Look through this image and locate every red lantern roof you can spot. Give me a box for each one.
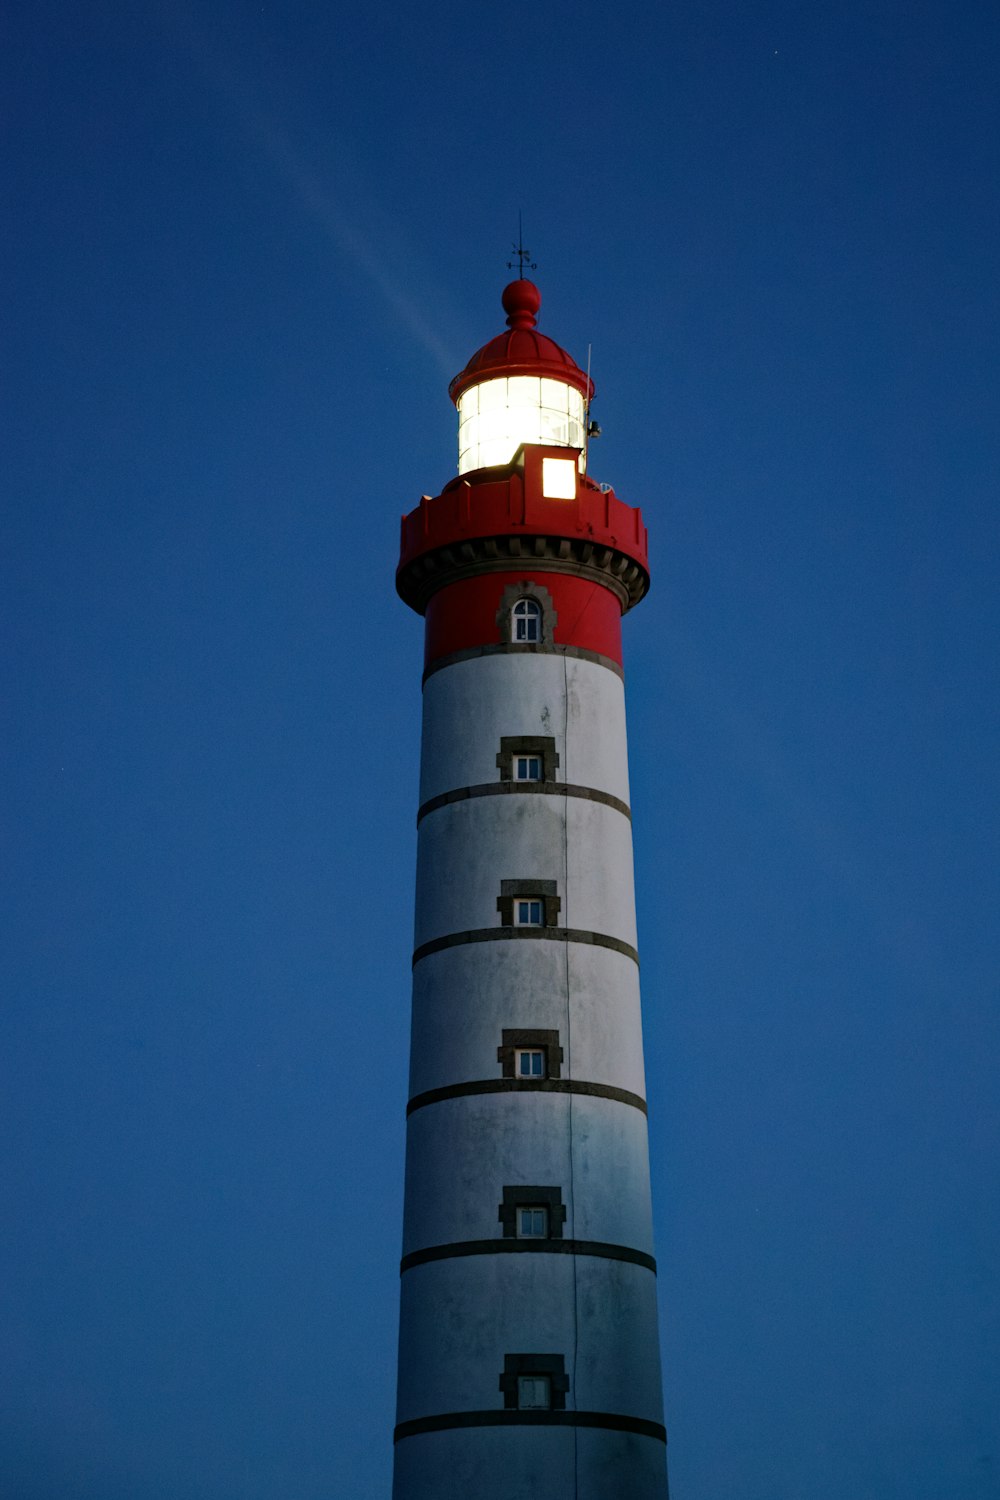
[448,280,594,406]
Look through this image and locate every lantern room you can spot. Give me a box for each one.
[449,279,594,477]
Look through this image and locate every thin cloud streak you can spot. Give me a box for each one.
[241,118,458,379]
[165,4,458,377]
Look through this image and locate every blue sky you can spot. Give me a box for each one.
[2,1,998,1496]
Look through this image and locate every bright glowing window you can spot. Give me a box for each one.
[456,377,586,474]
[542,457,576,499]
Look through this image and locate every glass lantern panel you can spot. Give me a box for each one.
[541,378,570,413]
[457,375,585,475]
[476,377,506,411]
[508,375,541,407]
[539,408,570,445]
[476,408,511,444]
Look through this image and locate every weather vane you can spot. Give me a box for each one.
[507,213,537,277]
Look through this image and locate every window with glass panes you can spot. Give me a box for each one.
[499,1186,566,1239]
[498,1030,563,1081]
[496,735,559,785]
[515,1048,546,1078]
[500,1353,568,1410]
[498,880,559,929]
[517,1375,551,1410]
[517,1206,549,1239]
[512,598,541,642]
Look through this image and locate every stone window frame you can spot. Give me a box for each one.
[498,1028,564,1080]
[499,1353,569,1411]
[497,879,561,928]
[498,1185,567,1240]
[496,735,560,784]
[495,581,557,647]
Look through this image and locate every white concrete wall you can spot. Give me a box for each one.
[414,797,637,949]
[420,654,631,806]
[393,1428,668,1500]
[395,637,666,1499]
[408,942,647,1098]
[402,1092,655,1255]
[396,1257,663,1421]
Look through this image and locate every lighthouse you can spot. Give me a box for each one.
[392,277,667,1499]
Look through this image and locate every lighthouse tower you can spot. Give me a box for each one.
[393,279,667,1499]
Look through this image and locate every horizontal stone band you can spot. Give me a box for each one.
[400,1238,656,1274]
[416,781,631,826]
[399,531,649,615]
[394,1410,667,1444]
[406,1077,647,1118]
[423,642,625,685]
[412,928,639,968]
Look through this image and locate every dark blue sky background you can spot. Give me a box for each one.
[3,1,998,1496]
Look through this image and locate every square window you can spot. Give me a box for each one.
[517,1206,549,1239]
[498,1030,563,1083]
[499,1185,566,1240]
[498,881,559,930]
[516,1048,545,1078]
[496,737,559,787]
[517,1375,551,1410]
[542,456,576,500]
[501,1353,567,1411]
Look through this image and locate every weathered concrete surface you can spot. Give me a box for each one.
[396,1256,663,1420]
[419,654,631,806]
[408,942,647,1098]
[413,796,637,949]
[392,1426,668,1500]
[396,602,666,1498]
[402,1091,655,1255]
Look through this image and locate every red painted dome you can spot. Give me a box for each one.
[448,280,594,406]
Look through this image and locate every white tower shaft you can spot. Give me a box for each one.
[393,652,666,1498]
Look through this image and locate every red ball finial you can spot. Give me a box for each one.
[502,279,541,330]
